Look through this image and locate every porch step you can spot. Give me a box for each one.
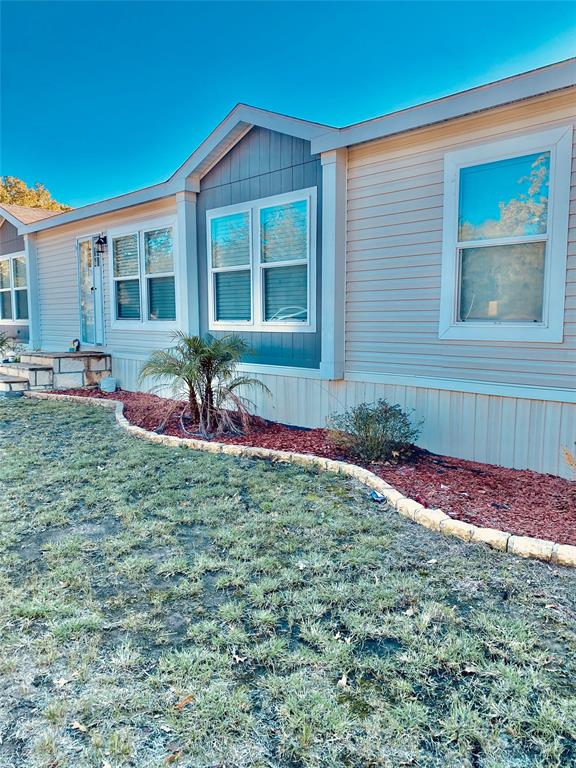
[0,374,29,397]
[0,362,53,388]
[14,352,112,389]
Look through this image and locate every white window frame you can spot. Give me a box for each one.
[0,251,28,325]
[108,215,179,330]
[207,187,317,333]
[439,125,573,342]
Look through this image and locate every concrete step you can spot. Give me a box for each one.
[19,353,112,389]
[20,352,111,372]
[0,362,53,388]
[0,374,29,397]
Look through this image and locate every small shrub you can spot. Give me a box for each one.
[327,399,421,463]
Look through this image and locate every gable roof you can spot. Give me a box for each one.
[18,106,337,235]
[0,203,62,228]
[17,57,575,236]
[169,103,337,183]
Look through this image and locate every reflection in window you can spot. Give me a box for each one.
[0,255,28,322]
[459,152,550,241]
[208,192,314,330]
[456,153,549,325]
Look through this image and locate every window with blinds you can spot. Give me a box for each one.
[207,189,315,332]
[210,212,251,322]
[111,225,176,323]
[113,234,141,320]
[260,200,308,322]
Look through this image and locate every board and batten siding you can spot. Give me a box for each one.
[0,220,24,256]
[239,372,575,476]
[345,89,576,390]
[34,198,177,354]
[196,126,322,368]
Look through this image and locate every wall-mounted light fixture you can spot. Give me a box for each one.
[95,234,107,255]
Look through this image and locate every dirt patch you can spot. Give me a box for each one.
[58,388,576,545]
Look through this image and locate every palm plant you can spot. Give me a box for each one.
[139,332,269,437]
[0,332,10,360]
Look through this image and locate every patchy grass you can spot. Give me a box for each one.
[0,399,575,768]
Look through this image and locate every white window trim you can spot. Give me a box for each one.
[439,125,573,343]
[108,215,180,331]
[207,187,317,333]
[0,251,29,325]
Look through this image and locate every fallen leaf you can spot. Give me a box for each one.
[71,721,88,733]
[404,607,415,617]
[54,677,70,688]
[174,694,194,711]
[166,751,183,764]
[426,559,438,565]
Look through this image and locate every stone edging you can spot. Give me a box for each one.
[24,391,576,568]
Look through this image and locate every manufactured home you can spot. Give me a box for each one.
[1,59,575,476]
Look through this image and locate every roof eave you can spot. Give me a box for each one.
[311,58,576,153]
[0,208,31,229]
[20,105,337,235]
[17,176,197,235]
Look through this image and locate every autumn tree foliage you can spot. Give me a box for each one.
[0,176,71,211]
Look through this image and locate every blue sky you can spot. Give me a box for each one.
[1,1,574,208]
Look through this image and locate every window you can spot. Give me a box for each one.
[207,188,316,332]
[439,126,572,342]
[110,221,176,325]
[0,253,28,323]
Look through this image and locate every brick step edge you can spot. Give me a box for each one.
[24,390,576,569]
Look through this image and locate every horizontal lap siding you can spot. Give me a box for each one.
[35,199,176,352]
[345,90,576,390]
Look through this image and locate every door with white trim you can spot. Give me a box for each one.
[78,237,104,345]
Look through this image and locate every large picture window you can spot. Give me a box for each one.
[0,253,28,323]
[207,188,316,332]
[110,221,176,325]
[439,126,572,342]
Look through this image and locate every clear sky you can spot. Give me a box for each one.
[1,1,574,208]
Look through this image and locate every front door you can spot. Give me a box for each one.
[78,237,104,345]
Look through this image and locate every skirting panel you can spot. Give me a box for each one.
[112,355,575,479]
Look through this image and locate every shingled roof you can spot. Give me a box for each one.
[0,203,65,225]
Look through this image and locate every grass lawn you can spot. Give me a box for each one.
[1,399,575,768]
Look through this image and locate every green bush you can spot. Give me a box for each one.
[327,399,421,463]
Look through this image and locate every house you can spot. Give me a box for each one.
[1,59,575,477]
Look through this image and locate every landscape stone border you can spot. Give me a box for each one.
[24,391,576,569]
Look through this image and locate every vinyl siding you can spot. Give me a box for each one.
[345,89,576,391]
[0,220,24,256]
[209,371,574,478]
[34,198,177,353]
[197,126,322,368]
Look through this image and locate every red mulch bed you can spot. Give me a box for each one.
[59,388,576,546]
